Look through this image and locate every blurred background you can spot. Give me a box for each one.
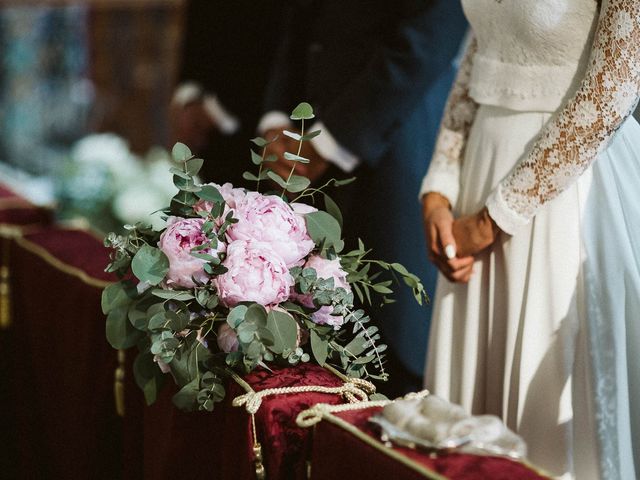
[1,0,638,236]
[0,0,187,232]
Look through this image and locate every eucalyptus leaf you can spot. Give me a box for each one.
[245,303,268,327]
[323,194,343,228]
[290,102,315,120]
[133,351,166,406]
[242,171,260,182]
[283,152,310,164]
[305,211,341,248]
[301,130,322,141]
[250,149,263,165]
[185,158,204,176]
[128,304,149,331]
[172,142,192,162]
[151,289,194,301]
[310,330,328,366]
[250,136,268,147]
[227,305,248,328]
[172,378,200,411]
[148,311,168,331]
[106,306,142,349]
[196,184,224,203]
[266,170,288,188]
[286,175,311,193]
[169,167,191,179]
[334,177,356,187]
[266,310,298,354]
[101,280,136,314]
[282,130,301,141]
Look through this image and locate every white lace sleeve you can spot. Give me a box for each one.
[486,0,640,234]
[419,35,479,206]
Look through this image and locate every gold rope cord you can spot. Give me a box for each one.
[229,368,378,480]
[297,398,448,480]
[296,392,552,480]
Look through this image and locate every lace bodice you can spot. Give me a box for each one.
[420,0,640,234]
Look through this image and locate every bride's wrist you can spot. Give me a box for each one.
[422,192,451,215]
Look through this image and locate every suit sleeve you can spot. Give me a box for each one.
[319,0,468,167]
[262,5,307,114]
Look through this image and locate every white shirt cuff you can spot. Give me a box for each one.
[309,121,360,173]
[203,94,239,135]
[257,111,292,134]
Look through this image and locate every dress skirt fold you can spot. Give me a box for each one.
[424,104,640,479]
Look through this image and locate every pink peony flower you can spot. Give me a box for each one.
[194,182,246,215]
[216,323,239,352]
[290,202,318,215]
[293,254,351,308]
[214,240,293,307]
[226,193,315,266]
[311,305,345,330]
[158,216,224,288]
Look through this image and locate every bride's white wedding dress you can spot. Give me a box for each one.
[420,1,639,478]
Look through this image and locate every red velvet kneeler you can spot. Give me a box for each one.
[308,407,551,480]
[124,363,348,480]
[0,227,120,479]
[0,183,52,227]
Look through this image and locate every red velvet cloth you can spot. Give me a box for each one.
[310,407,550,480]
[125,363,346,480]
[0,227,120,479]
[0,183,52,226]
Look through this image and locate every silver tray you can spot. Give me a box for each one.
[368,413,525,461]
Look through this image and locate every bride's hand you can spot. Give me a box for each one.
[423,193,476,283]
[452,207,500,258]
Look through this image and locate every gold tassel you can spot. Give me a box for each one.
[114,350,126,417]
[0,237,11,330]
[251,414,266,479]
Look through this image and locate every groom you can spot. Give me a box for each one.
[260,0,467,393]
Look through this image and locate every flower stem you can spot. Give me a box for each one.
[282,119,305,198]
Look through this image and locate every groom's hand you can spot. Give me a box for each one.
[265,128,330,183]
[452,208,500,258]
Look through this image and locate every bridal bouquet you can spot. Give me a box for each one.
[103,103,427,411]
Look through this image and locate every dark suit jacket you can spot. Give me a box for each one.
[179,0,285,185]
[263,0,467,378]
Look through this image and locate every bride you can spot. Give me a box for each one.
[420,0,639,478]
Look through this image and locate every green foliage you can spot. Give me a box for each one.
[103,104,429,414]
[266,310,298,354]
[290,102,315,120]
[172,142,193,162]
[305,211,342,253]
[134,350,167,406]
[106,305,143,349]
[131,245,169,285]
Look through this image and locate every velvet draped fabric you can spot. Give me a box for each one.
[0,184,52,226]
[309,407,551,480]
[125,363,346,480]
[0,227,119,479]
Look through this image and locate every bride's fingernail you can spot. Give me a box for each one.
[444,244,456,259]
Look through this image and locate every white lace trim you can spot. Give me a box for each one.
[490,0,640,233]
[420,37,478,206]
